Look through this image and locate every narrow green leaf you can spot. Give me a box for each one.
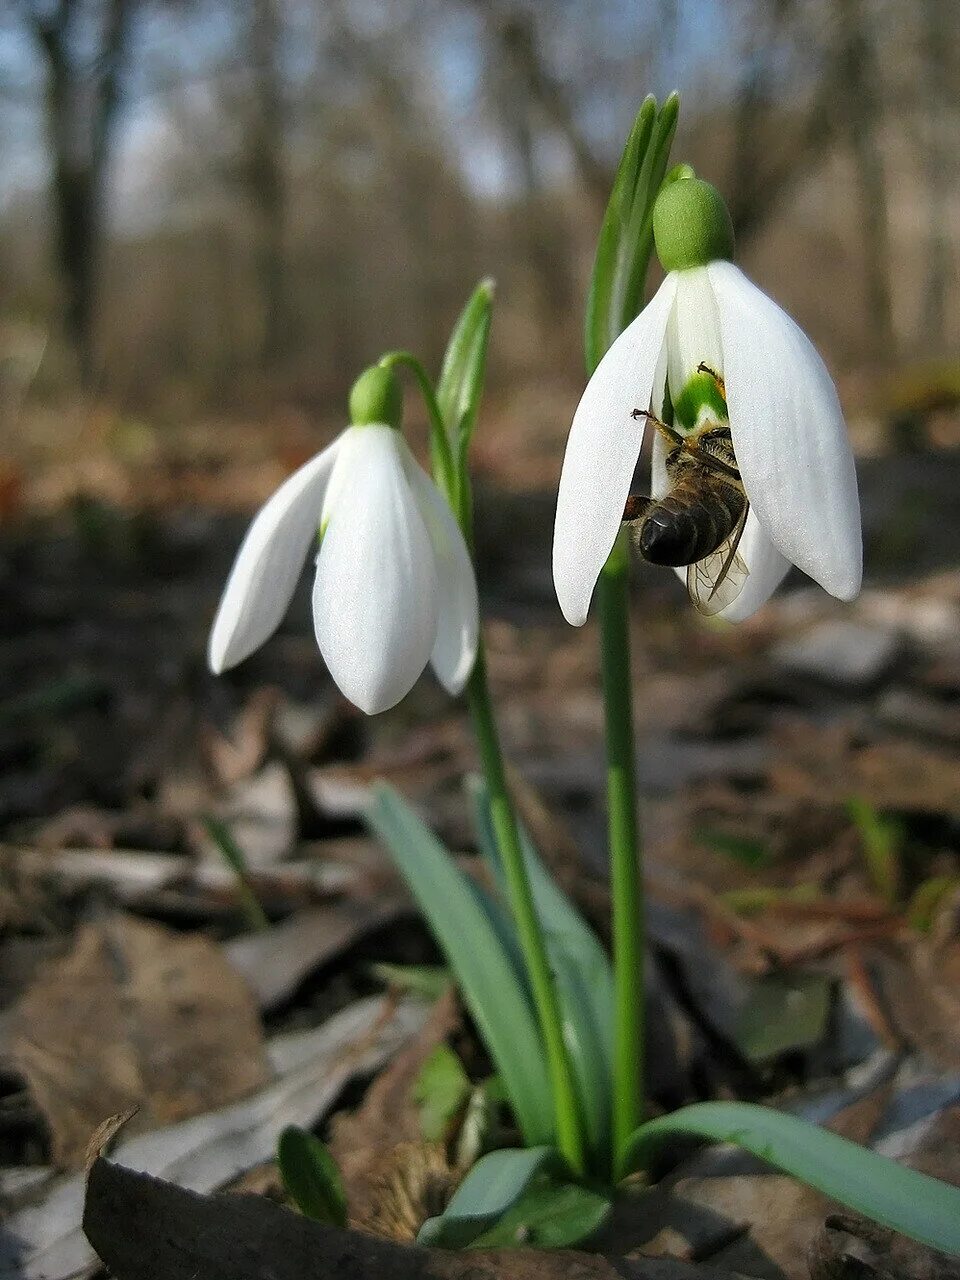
[734,974,832,1063]
[469,1180,611,1249]
[202,815,270,932]
[436,278,495,450]
[625,1101,960,1257]
[469,775,614,1169]
[415,1045,472,1143]
[847,796,902,905]
[277,1127,347,1226]
[365,785,554,1147]
[417,1146,562,1249]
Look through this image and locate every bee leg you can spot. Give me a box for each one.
[696,362,727,400]
[631,408,684,448]
[623,494,651,523]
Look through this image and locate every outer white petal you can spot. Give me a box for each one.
[400,447,479,694]
[208,436,342,673]
[553,273,678,626]
[312,426,438,715]
[716,511,791,621]
[708,261,862,600]
[667,265,724,397]
[651,433,790,616]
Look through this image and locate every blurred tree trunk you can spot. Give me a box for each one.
[727,1,841,244]
[918,0,950,352]
[20,0,133,387]
[246,0,287,369]
[474,4,580,326]
[835,0,895,359]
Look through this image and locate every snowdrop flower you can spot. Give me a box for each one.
[209,367,478,714]
[554,176,862,625]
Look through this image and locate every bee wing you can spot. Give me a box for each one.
[686,503,750,617]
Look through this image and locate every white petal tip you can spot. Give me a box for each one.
[560,604,588,627]
[207,633,237,675]
[433,648,477,696]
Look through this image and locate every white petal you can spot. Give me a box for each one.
[553,274,678,626]
[666,265,724,398]
[716,511,792,621]
[208,437,342,673]
[708,261,862,600]
[400,447,479,694]
[312,426,438,715]
[650,429,669,499]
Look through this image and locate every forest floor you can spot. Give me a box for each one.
[2,401,960,1279]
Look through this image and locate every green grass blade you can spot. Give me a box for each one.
[417,1146,562,1248]
[366,784,554,1146]
[625,1101,960,1257]
[469,775,614,1167]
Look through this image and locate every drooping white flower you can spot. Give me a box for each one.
[209,369,478,715]
[554,178,862,626]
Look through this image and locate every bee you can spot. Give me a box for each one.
[623,364,750,615]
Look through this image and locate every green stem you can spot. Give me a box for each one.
[378,350,457,503]
[466,650,586,1176]
[382,345,583,1173]
[597,530,643,1176]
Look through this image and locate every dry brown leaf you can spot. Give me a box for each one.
[331,989,459,1239]
[12,914,269,1167]
[810,1213,960,1280]
[202,688,280,786]
[82,1106,139,1170]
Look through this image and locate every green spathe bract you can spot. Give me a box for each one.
[348,364,403,428]
[653,176,735,272]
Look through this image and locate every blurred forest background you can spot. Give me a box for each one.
[0,0,958,492]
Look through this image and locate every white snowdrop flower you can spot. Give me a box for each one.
[554,177,862,626]
[209,367,478,714]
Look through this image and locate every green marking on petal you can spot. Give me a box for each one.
[672,370,728,430]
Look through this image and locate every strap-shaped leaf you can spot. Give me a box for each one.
[469,1179,611,1249]
[469,776,614,1168]
[366,784,554,1146]
[417,1146,562,1249]
[625,1101,960,1257]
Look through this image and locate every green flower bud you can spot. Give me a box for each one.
[653,176,734,272]
[349,365,403,428]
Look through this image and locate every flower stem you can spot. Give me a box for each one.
[381,347,584,1174]
[378,350,457,503]
[597,529,643,1176]
[466,649,586,1176]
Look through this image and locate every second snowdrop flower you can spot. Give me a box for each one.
[554,175,862,625]
[209,366,478,714]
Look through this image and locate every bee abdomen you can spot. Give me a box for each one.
[639,486,744,567]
